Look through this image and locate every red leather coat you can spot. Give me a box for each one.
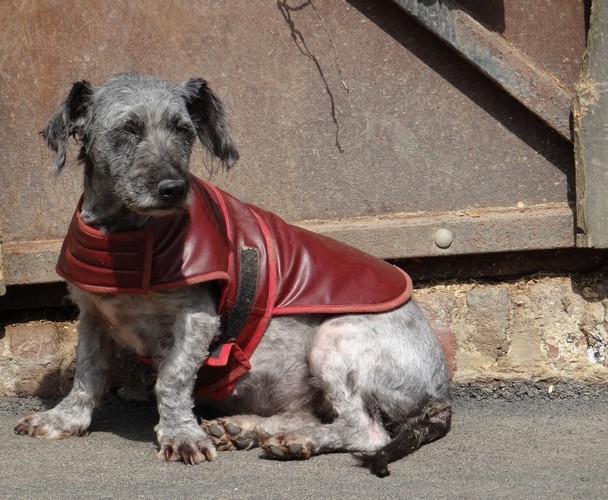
[57,176,412,399]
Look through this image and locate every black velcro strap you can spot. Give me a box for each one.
[222,246,260,341]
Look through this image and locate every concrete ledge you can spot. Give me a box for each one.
[2,204,575,286]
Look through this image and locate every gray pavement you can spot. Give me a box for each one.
[1,382,608,499]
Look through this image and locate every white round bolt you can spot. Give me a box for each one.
[434,228,453,249]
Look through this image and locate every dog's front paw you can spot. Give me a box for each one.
[156,425,217,465]
[15,411,89,439]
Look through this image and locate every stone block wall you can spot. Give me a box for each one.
[2,271,608,397]
[416,272,608,384]
[0,322,77,397]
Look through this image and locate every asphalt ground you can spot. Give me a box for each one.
[1,382,607,500]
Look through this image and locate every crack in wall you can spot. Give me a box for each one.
[277,0,345,153]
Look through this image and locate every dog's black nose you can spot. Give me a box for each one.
[157,179,187,202]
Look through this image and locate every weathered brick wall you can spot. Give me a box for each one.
[2,271,608,397]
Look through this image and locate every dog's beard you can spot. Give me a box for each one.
[124,190,193,217]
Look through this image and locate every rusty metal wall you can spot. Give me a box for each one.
[0,0,586,289]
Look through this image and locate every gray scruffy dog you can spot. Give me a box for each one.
[15,72,451,477]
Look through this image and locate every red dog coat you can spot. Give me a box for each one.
[57,176,412,399]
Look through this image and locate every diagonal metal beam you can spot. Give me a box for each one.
[392,0,573,141]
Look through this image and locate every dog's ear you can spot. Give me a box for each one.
[41,80,93,173]
[178,78,239,169]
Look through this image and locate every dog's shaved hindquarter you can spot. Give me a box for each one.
[15,72,451,477]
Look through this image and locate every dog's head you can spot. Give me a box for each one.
[42,72,239,218]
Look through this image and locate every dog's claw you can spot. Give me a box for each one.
[157,433,217,464]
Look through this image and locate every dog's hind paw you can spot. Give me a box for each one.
[201,418,258,451]
[259,434,317,460]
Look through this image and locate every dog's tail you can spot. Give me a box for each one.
[357,399,452,478]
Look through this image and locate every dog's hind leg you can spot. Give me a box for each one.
[256,301,451,475]
[201,391,450,468]
[201,397,391,459]
[203,409,368,459]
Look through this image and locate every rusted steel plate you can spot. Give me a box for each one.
[393,0,574,140]
[0,0,575,287]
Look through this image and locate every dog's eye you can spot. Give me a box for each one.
[174,121,195,136]
[123,122,143,140]
[124,128,140,139]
